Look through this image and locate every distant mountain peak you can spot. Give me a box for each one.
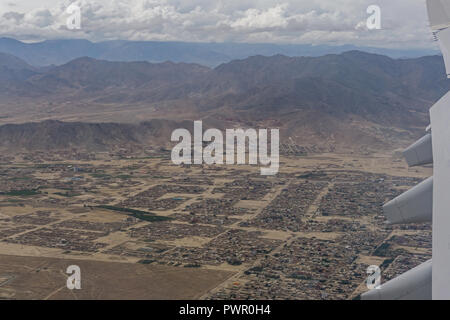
[0,37,440,67]
[0,49,447,152]
[0,52,35,70]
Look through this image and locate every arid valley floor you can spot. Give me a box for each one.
[0,150,432,300]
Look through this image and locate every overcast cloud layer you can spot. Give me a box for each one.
[0,0,439,49]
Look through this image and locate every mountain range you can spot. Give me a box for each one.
[0,37,440,67]
[0,49,448,153]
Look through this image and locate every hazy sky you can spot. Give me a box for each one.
[0,0,439,49]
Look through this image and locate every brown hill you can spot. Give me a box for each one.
[0,51,448,152]
[0,119,195,152]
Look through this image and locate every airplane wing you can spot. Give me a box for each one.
[429,0,450,77]
[437,28,450,77]
[430,92,450,299]
[427,0,450,31]
[362,260,432,300]
[363,0,450,300]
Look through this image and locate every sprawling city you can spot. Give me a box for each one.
[0,148,431,299]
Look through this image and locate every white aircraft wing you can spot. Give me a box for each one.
[429,0,450,77]
[437,28,450,77]
[362,260,432,300]
[427,0,450,31]
[430,91,450,299]
[363,0,450,300]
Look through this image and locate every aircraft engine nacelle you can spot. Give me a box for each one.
[383,176,433,225]
[362,260,432,300]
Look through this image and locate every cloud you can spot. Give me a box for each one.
[25,9,54,28]
[3,11,24,24]
[229,4,289,31]
[0,0,439,49]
